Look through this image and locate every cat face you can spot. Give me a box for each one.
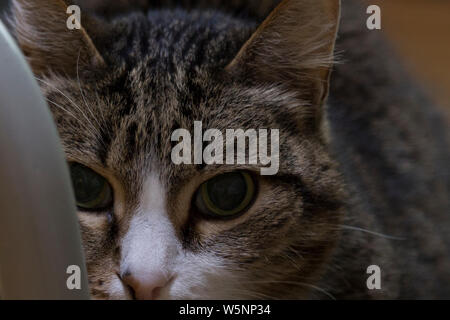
[11,0,344,299]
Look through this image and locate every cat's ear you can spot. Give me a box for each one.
[227,0,340,124]
[11,0,105,77]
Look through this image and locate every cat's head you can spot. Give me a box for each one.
[11,0,345,299]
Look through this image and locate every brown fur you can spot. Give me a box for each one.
[8,0,450,299]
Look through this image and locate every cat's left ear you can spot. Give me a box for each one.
[227,0,340,128]
[11,0,105,77]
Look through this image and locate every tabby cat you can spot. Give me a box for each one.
[7,0,450,299]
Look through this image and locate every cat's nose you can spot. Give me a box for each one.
[121,270,169,300]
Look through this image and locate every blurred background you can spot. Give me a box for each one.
[0,0,449,113]
[370,0,450,115]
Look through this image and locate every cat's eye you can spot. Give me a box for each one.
[194,171,256,218]
[69,163,113,211]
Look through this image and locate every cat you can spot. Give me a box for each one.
[6,0,450,299]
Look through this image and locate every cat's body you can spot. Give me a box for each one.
[325,2,450,298]
[7,0,450,299]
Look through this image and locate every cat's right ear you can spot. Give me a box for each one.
[11,0,105,77]
[226,0,340,130]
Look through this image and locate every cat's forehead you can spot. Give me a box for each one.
[94,68,295,169]
[104,9,255,72]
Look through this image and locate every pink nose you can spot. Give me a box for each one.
[122,271,168,300]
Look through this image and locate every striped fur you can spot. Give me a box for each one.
[8,0,450,299]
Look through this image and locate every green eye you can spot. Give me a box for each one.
[69,163,113,211]
[194,172,256,218]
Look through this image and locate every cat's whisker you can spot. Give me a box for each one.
[76,50,104,134]
[239,280,336,300]
[35,76,101,140]
[293,282,336,300]
[45,98,78,121]
[75,51,109,150]
[338,224,406,241]
[281,253,302,272]
[95,91,107,128]
[287,245,305,261]
[227,288,281,300]
[44,97,98,140]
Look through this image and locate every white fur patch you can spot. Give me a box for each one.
[120,174,180,284]
[107,276,131,300]
[118,173,239,299]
